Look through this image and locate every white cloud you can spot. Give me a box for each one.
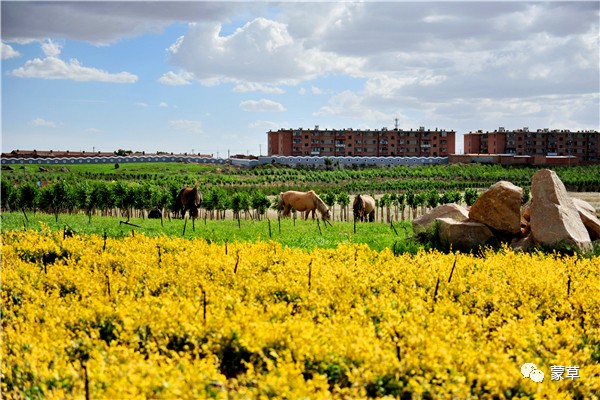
[240,99,286,112]
[315,91,390,122]
[169,119,203,134]
[2,2,241,44]
[1,42,21,60]
[29,118,57,128]
[233,82,285,94]
[2,2,597,146]
[249,120,280,131]
[158,70,193,85]
[299,86,327,96]
[11,41,138,83]
[85,128,103,134]
[134,102,149,107]
[41,39,62,57]
[12,57,138,83]
[159,102,169,108]
[167,17,362,86]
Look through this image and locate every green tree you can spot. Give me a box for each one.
[111,181,130,217]
[203,188,216,219]
[414,192,428,218]
[91,181,114,216]
[336,192,350,222]
[251,191,270,220]
[17,181,39,214]
[405,190,416,220]
[426,189,440,210]
[464,188,479,207]
[215,188,230,220]
[230,192,243,221]
[1,179,17,211]
[42,180,74,221]
[323,192,337,221]
[73,180,95,222]
[396,193,406,220]
[380,193,392,222]
[449,190,463,205]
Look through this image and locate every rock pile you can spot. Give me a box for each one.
[413,169,599,253]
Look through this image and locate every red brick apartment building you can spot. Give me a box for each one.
[463,128,599,163]
[268,126,455,157]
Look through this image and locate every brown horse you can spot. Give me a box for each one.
[277,190,331,220]
[174,187,202,219]
[353,194,376,222]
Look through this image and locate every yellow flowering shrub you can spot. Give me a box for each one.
[2,228,599,399]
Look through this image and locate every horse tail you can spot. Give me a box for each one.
[353,195,362,218]
[173,188,185,217]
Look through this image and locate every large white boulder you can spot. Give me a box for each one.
[572,198,600,240]
[437,217,495,252]
[412,203,469,238]
[469,180,523,235]
[530,169,592,252]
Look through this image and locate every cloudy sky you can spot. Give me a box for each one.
[2,1,599,156]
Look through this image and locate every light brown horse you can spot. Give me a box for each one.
[277,190,331,220]
[353,194,376,222]
[174,187,202,219]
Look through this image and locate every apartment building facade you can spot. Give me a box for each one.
[268,126,455,157]
[463,127,599,162]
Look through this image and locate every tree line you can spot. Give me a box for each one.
[1,178,483,223]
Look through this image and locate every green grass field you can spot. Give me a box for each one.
[4,161,220,175]
[1,211,418,253]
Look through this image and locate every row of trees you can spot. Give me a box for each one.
[1,179,482,223]
[0,180,273,222]
[7,164,598,196]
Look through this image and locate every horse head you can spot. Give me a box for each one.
[276,192,285,210]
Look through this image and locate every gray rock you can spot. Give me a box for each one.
[530,169,592,252]
[437,217,495,252]
[572,198,600,240]
[469,180,522,235]
[412,203,469,238]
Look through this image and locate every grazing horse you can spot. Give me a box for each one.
[174,187,202,219]
[353,194,376,222]
[277,190,331,220]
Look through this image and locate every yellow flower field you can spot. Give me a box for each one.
[2,228,599,399]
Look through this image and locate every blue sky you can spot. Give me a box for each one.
[2,1,599,157]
